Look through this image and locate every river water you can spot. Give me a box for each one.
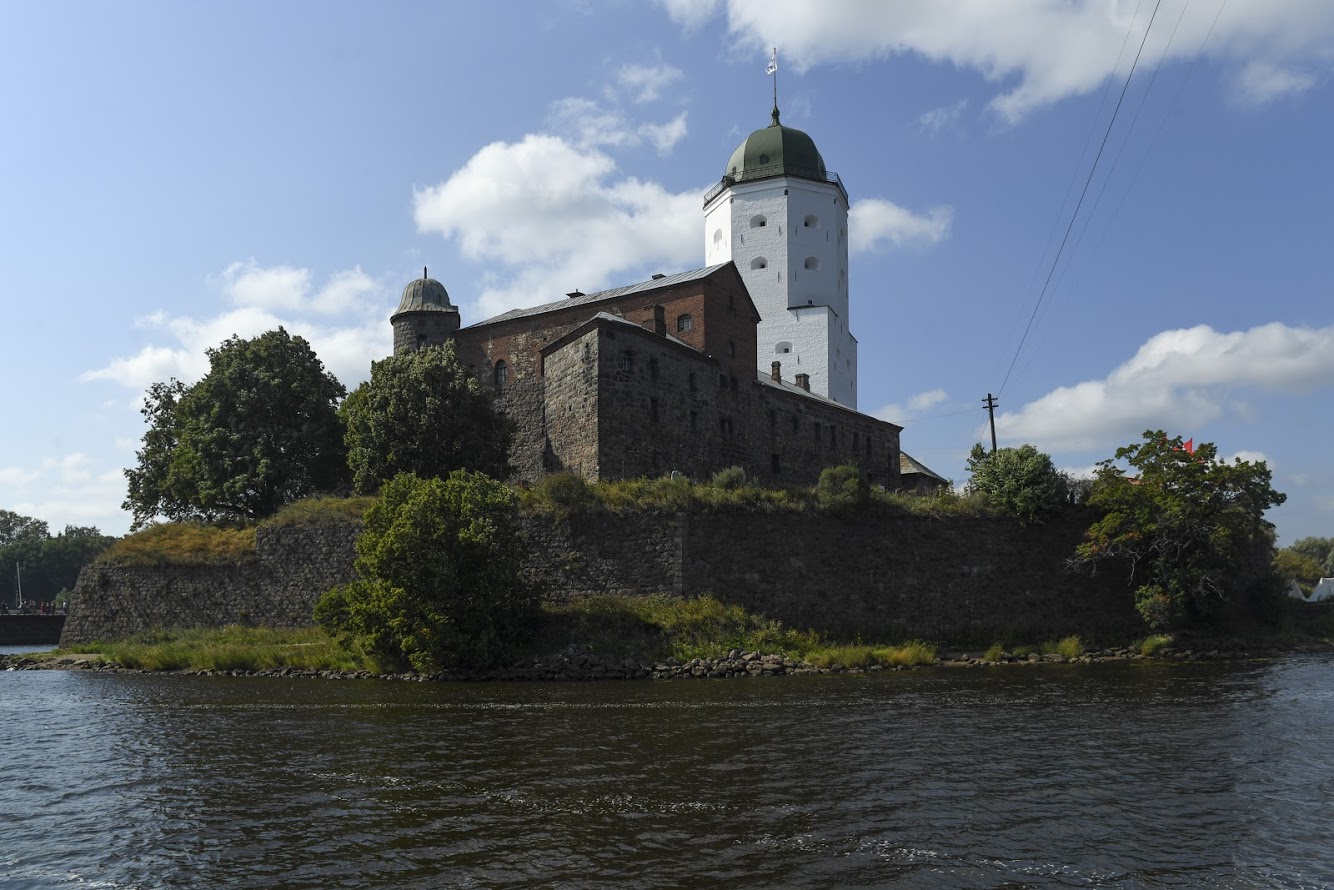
[3,656,1331,889]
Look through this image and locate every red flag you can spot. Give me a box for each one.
[1183,438,1193,454]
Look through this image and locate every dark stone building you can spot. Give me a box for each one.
[390,262,906,489]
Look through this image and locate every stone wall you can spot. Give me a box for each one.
[62,508,1139,647]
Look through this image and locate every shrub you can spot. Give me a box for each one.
[966,443,1067,524]
[816,465,869,513]
[709,466,747,490]
[262,495,378,528]
[1138,634,1173,656]
[983,642,1006,662]
[315,471,537,672]
[527,472,596,518]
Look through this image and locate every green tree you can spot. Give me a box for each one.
[39,525,116,595]
[1274,548,1323,593]
[1074,431,1286,629]
[1287,537,1334,576]
[0,510,49,605]
[966,442,1068,524]
[124,328,348,527]
[315,471,536,672]
[342,343,512,494]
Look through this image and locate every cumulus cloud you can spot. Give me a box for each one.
[873,388,950,423]
[0,467,40,487]
[1233,60,1317,105]
[849,198,952,253]
[414,134,701,317]
[549,98,689,154]
[83,262,392,392]
[998,321,1334,452]
[614,63,686,103]
[661,0,1334,122]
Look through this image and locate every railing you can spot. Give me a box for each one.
[703,167,847,206]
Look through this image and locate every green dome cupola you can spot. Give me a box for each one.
[391,267,461,355]
[723,105,827,185]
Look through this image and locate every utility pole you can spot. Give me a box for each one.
[982,393,998,454]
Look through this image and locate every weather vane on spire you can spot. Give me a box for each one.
[767,48,779,123]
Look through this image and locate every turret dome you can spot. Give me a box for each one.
[724,106,827,184]
[394,268,455,316]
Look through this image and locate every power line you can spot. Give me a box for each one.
[997,0,1166,398]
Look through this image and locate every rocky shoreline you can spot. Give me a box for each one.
[4,641,1323,682]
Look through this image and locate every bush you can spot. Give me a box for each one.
[709,466,747,490]
[315,471,537,672]
[100,523,257,566]
[527,472,596,518]
[816,465,869,513]
[966,443,1067,524]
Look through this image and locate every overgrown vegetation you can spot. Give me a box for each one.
[315,471,538,672]
[261,495,380,528]
[99,523,257,566]
[1074,431,1285,629]
[62,625,367,672]
[966,443,1068,524]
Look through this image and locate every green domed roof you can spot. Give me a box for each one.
[394,268,456,316]
[724,106,827,183]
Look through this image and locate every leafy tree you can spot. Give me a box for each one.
[315,471,536,671]
[1274,548,1324,593]
[816,464,869,513]
[40,526,116,594]
[1287,537,1334,576]
[124,328,348,527]
[0,510,49,605]
[966,443,1068,524]
[1074,431,1286,629]
[342,343,512,494]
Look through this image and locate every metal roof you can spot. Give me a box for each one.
[469,264,730,329]
[900,452,948,482]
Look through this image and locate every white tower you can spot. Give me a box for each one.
[704,104,856,407]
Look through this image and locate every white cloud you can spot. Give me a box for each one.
[849,198,952,253]
[998,321,1334,452]
[0,467,39,487]
[83,262,392,392]
[414,134,701,317]
[666,0,1334,122]
[615,63,685,103]
[918,99,969,134]
[1233,60,1317,106]
[549,98,689,154]
[872,388,950,423]
[1230,449,1270,466]
[656,0,720,30]
[640,112,689,154]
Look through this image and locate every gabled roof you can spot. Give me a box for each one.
[900,452,949,483]
[754,375,902,428]
[469,263,742,328]
[540,311,715,366]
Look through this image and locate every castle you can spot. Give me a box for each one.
[389,103,945,491]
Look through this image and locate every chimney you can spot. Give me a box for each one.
[651,273,666,280]
[566,290,585,299]
[652,304,667,336]
[771,361,782,382]
[794,372,810,391]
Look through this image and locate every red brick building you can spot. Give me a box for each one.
[391,263,906,488]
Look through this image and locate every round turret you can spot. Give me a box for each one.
[391,267,461,355]
[723,106,827,184]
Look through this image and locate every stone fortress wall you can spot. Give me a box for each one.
[60,510,1139,647]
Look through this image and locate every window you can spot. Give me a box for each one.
[719,373,727,388]
[619,350,633,372]
[730,376,738,392]
[866,435,872,456]
[719,416,734,435]
[853,431,860,452]
[750,215,767,228]
[829,424,837,446]
[649,358,659,381]
[804,256,819,271]
[813,422,821,444]
[493,360,508,389]
[416,333,428,349]
[650,397,659,422]
[803,215,819,228]
[726,340,735,357]
[775,341,792,354]
[791,414,799,433]
[676,313,693,332]
[688,372,697,393]
[771,454,781,475]
[769,409,777,430]
[690,410,698,431]
[750,257,768,270]
[713,229,723,246]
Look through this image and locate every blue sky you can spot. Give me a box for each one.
[1,0,1330,543]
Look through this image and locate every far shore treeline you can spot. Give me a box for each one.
[12,328,1333,666]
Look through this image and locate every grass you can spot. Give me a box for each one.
[1137,633,1174,656]
[802,641,938,669]
[60,625,371,673]
[261,495,378,528]
[100,523,258,566]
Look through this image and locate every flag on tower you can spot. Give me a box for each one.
[766,49,777,76]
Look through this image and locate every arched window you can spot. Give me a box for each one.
[677,313,693,332]
[750,257,768,270]
[493,360,508,389]
[712,229,723,246]
[775,341,792,354]
[750,215,767,228]
[727,340,736,357]
[803,215,819,228]
[804,256,819,271]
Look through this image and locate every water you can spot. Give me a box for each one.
[3,657,1332,888]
